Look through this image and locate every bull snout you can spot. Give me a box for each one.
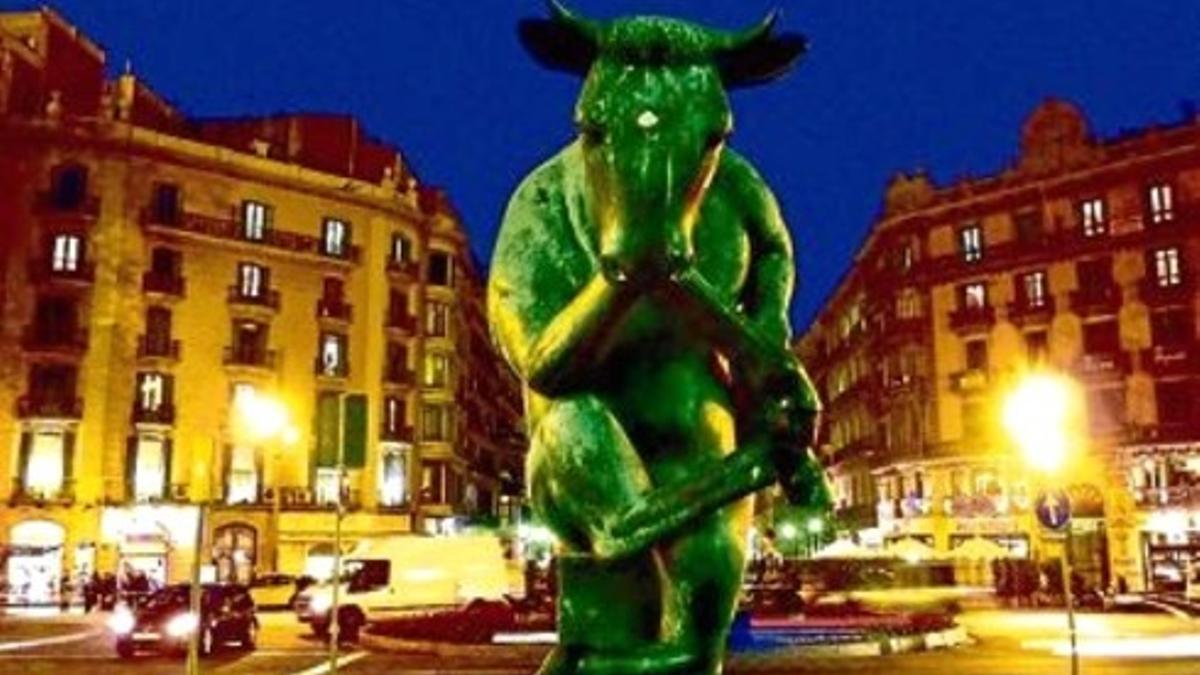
[599,223,693,285]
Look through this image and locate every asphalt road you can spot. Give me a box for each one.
[0,608,1197,674]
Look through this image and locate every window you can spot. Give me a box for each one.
[227,445,258,504]
[133,435,166,501]
[960,282,988,309]
[152,183,180,224]
[150,246,181,279]
[380,446,407,507]
[1151,309,1191,347]
[426,301,450,337]
[1019,271,1048,308]
[384,396,407,434]
[315,467,340,505]
[1082,319,1120,354]
[50,234,82,272]
[241,201,271,241]
[391,233,413,263]
[1080,197,1106,237]
[965,339,988,371]
[1025,330,1049,364]
[1086,387,1125,433]
[961,400,985,441]
[1147,182,1174,224]
[232,383,257,409]
[958,225,983,263]
[1156,381,1192,426]
[422,461,449,503]
[318,333,348,377]
[136,372,171,412]
[386,343,409,382]
[422,404,452,441]
[1077,257,1114,290]
[231,321,268,364]
[238,262,266,298]
[51,164,87,209]
[896,290,921,320]
[423,352,451,387]
[1151,248,1183,287]
[145,306,173,352]
[321,218,349,257]
[1014,210,1044,245]
[427,251,454,286]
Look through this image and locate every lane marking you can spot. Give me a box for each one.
[0,630,99,652]
[289,650,368,675]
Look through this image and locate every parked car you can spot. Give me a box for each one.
[109,583,258,658]
[249,573,298,610]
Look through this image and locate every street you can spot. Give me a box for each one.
[0,608,1197,674]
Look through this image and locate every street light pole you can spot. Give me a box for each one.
[1062,522,1079,675]
[327,392,346,674]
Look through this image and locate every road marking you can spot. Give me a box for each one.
[1145,599,1194,621]
[289,650,368,675]
[0,630,99,652]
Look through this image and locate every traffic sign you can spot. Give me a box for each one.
[1035,489,1072,531]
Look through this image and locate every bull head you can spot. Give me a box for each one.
[520,1,806,282]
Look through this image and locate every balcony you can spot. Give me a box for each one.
[1138,277,1194,308]
[274,486,363,511]
[1069,284,1121,317]
[385,311,418,335]
[1007,297,1056,327]
[17,395,83,419]
[1074,350,1132,380]
[314,358,350,379]
[9,477,76,506]
[35,192,100,219]
[878,315,927,348]
[950,368,989,393]
[142,271,186,298]
[833,503,878,530]
[227,286,281,312]
[381,424,415,444]
[21,326,88,356]
[132,404,176,425]
[383,367,416,387]
[386,259,420,280]
[1133,485,1200,509]
[142,209,361,264]
[1140,343,1200,377]
[316,299,353,323]
[28,259,95,286]
[223,346,277,370]
[948,305,996,334]
[137,336,180,362]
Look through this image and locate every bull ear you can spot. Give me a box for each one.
[518,19,597,76]
[718,33,807,88]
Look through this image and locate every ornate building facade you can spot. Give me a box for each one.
[0,8,525,597]
[799,98,1200,592]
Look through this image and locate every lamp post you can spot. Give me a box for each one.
[1003,372,1081,675]
[779,522,798,558]
[806,516,825,558]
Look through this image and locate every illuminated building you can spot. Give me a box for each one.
[0,8,524,593]
[799,97,1200,592]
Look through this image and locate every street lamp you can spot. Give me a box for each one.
[779,522,798,558]
[1003,372,1081,675]
[806,516,824,558]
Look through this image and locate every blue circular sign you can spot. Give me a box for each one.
[1035,489,1072,531]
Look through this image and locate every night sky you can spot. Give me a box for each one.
[21,1,1200,329]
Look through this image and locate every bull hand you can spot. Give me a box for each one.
[754,358,831,510]
[599,223,694,290]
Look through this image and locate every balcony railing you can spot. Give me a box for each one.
[1075,350,1132,379]
[16,395,82,419]
[316,299,353,322]
[950,368,989,393]
[223,346,277,369]
[137,336,180,360]
[274,486,363,511]
[314,358,350,379]
[1138,277,1194,307]
[381,424,415,443]
[227,286,281,311]
[132,404,176,425]
[1133,485,1200,509]
[1141,343,1200,376]
[383,368,416,387]
[28,259,95,285]
[948,305,996,334]
[22,326,88,354]
[1006,297,1056,326]
[35,192,100,218]
[1069,284,1121,316]
[386,312,418,334]
[386,259,420,279]
[9,477,76,505]
[142,271,186,297]
[142,208,361,264]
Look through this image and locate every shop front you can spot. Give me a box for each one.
[100,505,199,585]
[5,520,65,605]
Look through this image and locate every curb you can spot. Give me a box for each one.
[360,625,971,664]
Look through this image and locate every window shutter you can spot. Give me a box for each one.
[315,393,339,468]
[16,432,32,491]
[162,437,174,499]
[125,436,138,500]
[62,431,76,481]
[344,394,368,468]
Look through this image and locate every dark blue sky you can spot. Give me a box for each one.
[28,1,1200,328]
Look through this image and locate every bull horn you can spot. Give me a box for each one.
[712,9,779,52]
[547,0,603,44]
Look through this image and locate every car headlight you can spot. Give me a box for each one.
[310,594,332,614]
[108,608,135,634]
[165,612,199,637]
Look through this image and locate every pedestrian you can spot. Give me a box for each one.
[58,572,71,612]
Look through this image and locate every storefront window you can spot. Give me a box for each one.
[213,524,256,584]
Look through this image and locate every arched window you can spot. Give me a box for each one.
[212,523,257,583]
[51,164,88,210]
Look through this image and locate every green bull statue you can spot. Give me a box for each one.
[487,3,830,673]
